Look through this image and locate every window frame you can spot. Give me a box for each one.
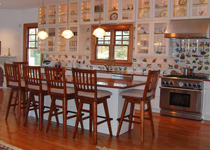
[90,24,133,66]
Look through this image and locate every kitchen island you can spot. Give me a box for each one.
[29,74,146,136]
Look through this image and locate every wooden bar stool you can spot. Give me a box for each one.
[23,66,59,130]
[45,67,84,137]
[4,63,27,125]
[72,68,113,145]
[116,70,160,143]
[13,62,28,116]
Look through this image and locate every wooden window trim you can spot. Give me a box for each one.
[23,23,43,63]
[90,24,133,66]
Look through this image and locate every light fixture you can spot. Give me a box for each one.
[93,0,106,38]
[62,0,74,39]
[37,0,48,40]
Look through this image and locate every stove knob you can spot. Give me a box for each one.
[198,84,202,88]
[193,84,197,88]
[184,83,188,87]
[189,83,193,87]
[162,81,166,85]
[166,81,170,85]
[170,82,174,85]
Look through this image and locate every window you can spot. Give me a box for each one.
[23,23,42,66]
[90,24,133,66]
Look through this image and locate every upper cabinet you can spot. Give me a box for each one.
[39,6,46,25]
[153,0,170,20]
[92,0,105,24]
[69,1,79,24]
[136,0,152,21]
[106,0,119,23]
[121,0,135,22]
[48,4,57,24]
[136,21,169,57]
[58,3,67,25]
[171,0,210,19]
[80,0,91,24]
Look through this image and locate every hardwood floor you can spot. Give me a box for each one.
[1,88,210,150]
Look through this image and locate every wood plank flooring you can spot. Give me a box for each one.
[0,88,210,150]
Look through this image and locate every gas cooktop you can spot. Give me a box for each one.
[163,74,208,80]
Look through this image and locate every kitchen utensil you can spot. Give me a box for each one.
[180,67,193,76]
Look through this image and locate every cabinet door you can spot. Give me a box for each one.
[121,0,135,22]
[171,0,190,19]
[39,6,46,25]
[80,0,91,24]
[68,26,79,53]
[92,0,105,24]
[47,27,56,52]
[69,1,79,24]
[58,3,67,25]
[38,28,47,52]
[58,27,67,52]
[136,22,151,55]
[153,0,170,20]
[136,0,152,21]
[152,21,168,56]
[106,0,119,23]
[190,0,210,18]
[48,4,57,24]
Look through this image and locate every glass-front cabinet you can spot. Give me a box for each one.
[69,1,79,24]
[39,6,46,25]
[136,21,168,56]
[121,0,135,22]
[80,0,91,23]
[136,0,152,20]
[38,28,47,52]
[58,27,67,52]
[92,0,105,23]
[153,22,168,56]
[136,22,151,55]
[153,0,170,20]
[48,27,56,52]
[48,5,56,24]
[107,0,119,22]
[68,27,78,53]
[171,0,190,19]
[190,0,209,18]
[58,3,67,24]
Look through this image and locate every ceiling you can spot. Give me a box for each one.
[0,0,69,10]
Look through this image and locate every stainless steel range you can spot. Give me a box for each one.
[160,74,208,120]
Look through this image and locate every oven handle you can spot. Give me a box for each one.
[160,87,202,93]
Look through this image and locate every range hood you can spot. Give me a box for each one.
[164,19,210,39]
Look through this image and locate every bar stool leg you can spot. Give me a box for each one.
[39,93,42,131]
[46,96,56,133]
[93,101,97,145]
[74,98,84,130]
[147,101,155,137]
[5,89,14,120]
[23,93,32,126]
[140,101,145,143]
[63,97,67,137]
[73,101,83,139]
[89,103,93,132]
[128,102,135,131]
[116,99,128,137]
[103,100,112,136]
[17,90,21,125]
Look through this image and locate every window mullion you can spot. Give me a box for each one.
[109,29,115,60]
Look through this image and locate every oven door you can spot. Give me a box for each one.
[160,87,202,113]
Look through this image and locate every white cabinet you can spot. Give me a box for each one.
[92,0,106,24]
[136,0,152,21]
[171,0,210,19]
[202,81,210,120]
[136,21,169,57]
[152,0,171,20]
[80,0,92,24]
[38,26,79,54]
[69,1,79,24]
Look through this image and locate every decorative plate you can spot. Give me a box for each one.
[197,9,205,16]
[159,10,167,17]
[145,26,149,33]
[178,0,187,5]
[139,27,144,34]
[176,8,187,16]
[110,12,118,20]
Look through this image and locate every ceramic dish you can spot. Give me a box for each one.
[159,10,167,17]
[176,8,187,16]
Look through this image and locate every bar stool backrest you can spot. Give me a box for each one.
[44,67,66,96]
[72,68,97,100]
[23,66,42,92]
[143,70,160,100]
[13,62,28,77]
[4,63,21,89]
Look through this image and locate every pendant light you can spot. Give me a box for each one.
[62,0,74,39]
[37,0,48,40]
[93,0,106,38]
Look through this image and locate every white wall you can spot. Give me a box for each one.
[0,8,38,61]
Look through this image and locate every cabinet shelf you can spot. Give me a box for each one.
[193,3,208,6]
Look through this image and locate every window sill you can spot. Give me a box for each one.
[90,60,132,67]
